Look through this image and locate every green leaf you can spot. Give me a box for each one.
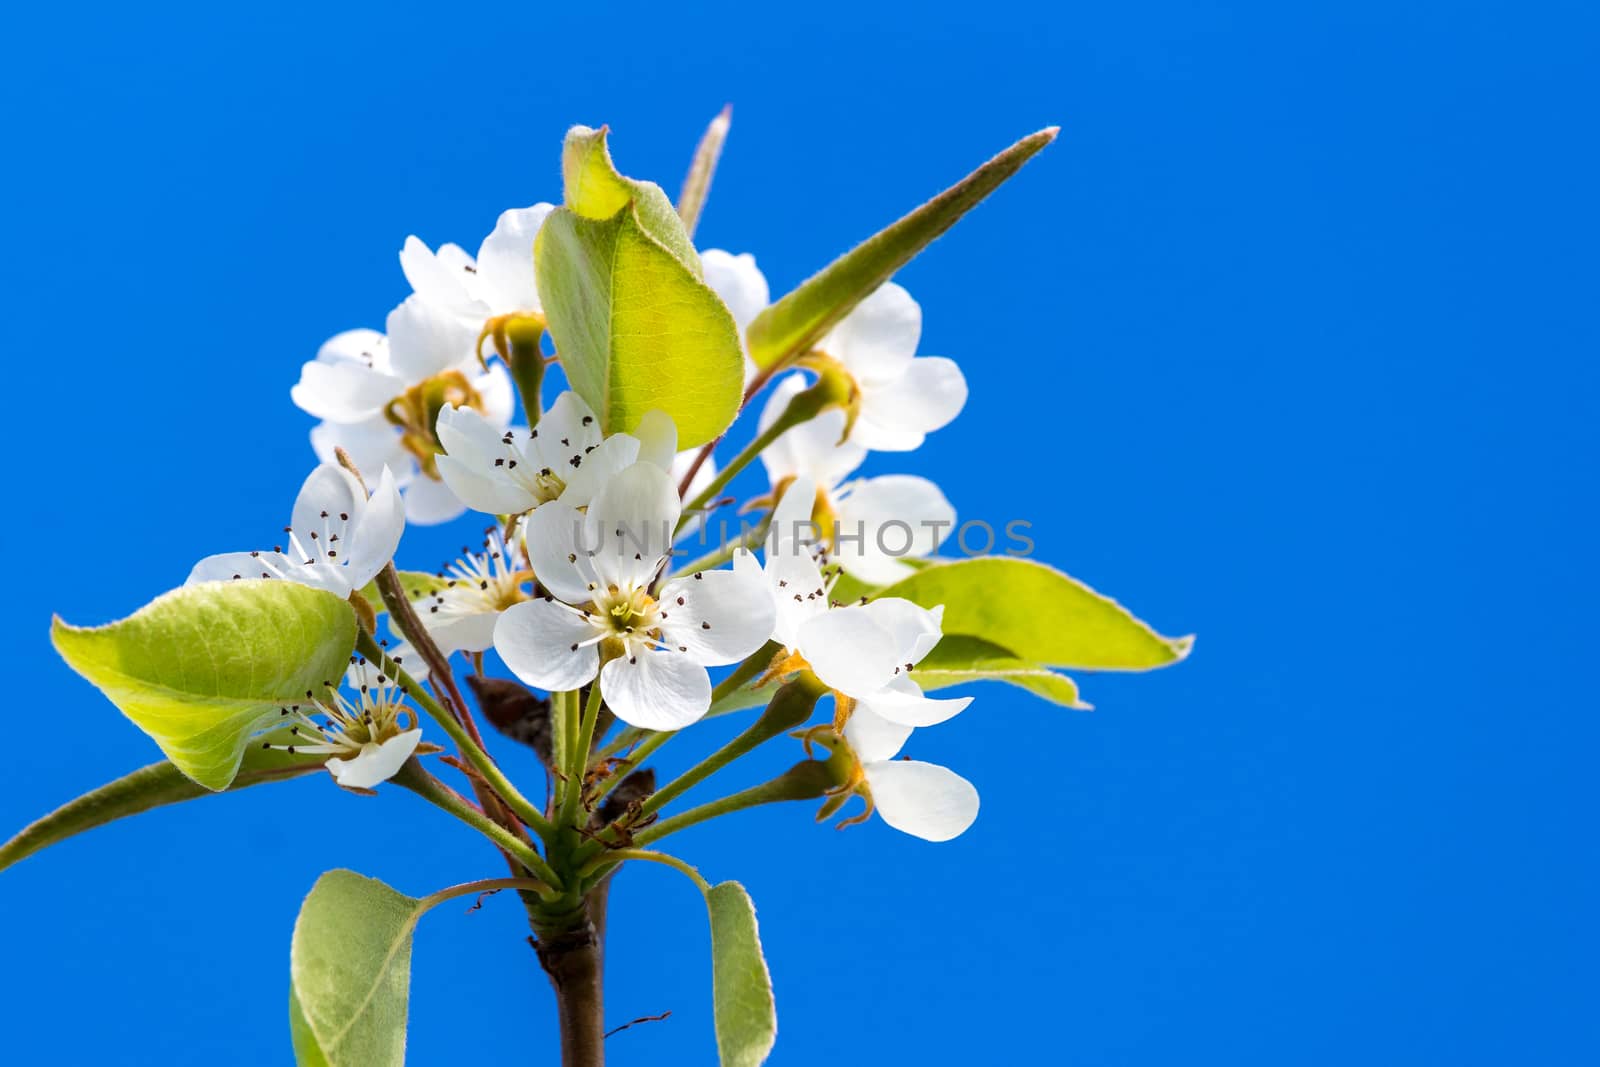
[289,986,332,1067]
[745,127,1057,369]
[52,580,358,790]
[706,881,777,1067]
[290,870,419,1067]
[562,124,701,271]
[872,558,1192,671]
[677,105,732,238]
[0,732,323,873]
[536,204,744,448]
[915,635,1089,708]
[356,571,452,616]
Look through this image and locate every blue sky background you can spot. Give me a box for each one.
[2,1,1595,1063]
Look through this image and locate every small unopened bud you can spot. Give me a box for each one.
[466,675,553,769]
[596,767,656,827]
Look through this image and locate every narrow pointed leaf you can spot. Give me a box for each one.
[914,635,1088,707]
[536,204,743,447]
[677,105,732,238]
[52,580,358,790]
[872,558,1192,671]
[745,127,1058,369]
[0,735,323,873]
[290,870,420,1067]
[562,124,701,271]
[706,880,777,1067]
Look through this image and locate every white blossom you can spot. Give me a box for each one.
[494,458,775,730]
[841,704,979,842]
[759,374,955,584]
[187,464,403,597]
[435,391,640,517]
[814,282,968,451]
[261,658,422,789]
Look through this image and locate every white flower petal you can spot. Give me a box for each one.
[473,204,554,314]
[494,599,600,691]
[291,359,405,422]
[400,236,483,319]
[291,464,364,538]
[434,453,534,517]
[671,449,717,503]
[533,392,603,460]
[700,250,769,332]
[822,282,920,382]
[657,567,776,666]
[863,758,979,842]
[833,475,955,584]
[472,362,516,429]
[326,730,423,789]
[582,462,679,590]
[856,356,967,441]
[435,405,540,515]
[428,609,501,655]
[387,641,430,682]
[845,414,926,452]
[186,552,343,592]
[796,606,899,698]
[842,703,913,763]
[758,375,865,487]
[599,651,712,730]
[386,295,477,383]
[315,328,391,373]
[860,598,945,665]
[633,410,678,472]
[401,475,467,526]
[309,418,411,484]
[520,500,593,604]
[346,467,406,589]
[766,475,819,558]
[767,547,830,650]
[859,674,973,728]
[557,432,641,509]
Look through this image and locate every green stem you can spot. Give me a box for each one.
[505,317,547,428]
[588,728,677,810]
[631,759,834,849]
[559,684,605,828]
[418,876,559,911]
[357,630,556,841]
[582,848,711,893]
[679,375,848,531]
[679,419,790,530]
[393,762,562,893]
[576,677,824,875]
[550,688,578,817]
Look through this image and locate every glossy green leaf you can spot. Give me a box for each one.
[562,124,700,271]
[706,880,777,1067]
[914,635,1088,707]
[52,580,358,790]
[873,558,1192,671]
[356,571,453,616]
[745,127,1057,369]
[536,204,744,448]
[0,732,323,873]
[290,870,419,1067]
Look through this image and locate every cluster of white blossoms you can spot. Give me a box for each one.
[194,199,983,839]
